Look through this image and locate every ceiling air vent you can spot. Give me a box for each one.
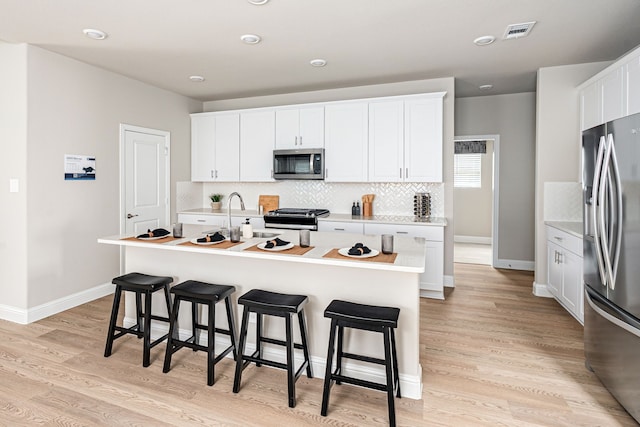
[503,21,536,40]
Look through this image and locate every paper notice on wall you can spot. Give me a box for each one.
[64,154,96,181]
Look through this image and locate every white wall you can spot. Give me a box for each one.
[204,77,456,280]
[0,42,28,313]
[453,140,493,240]
[455,93,536,267]
[1,44,202,322]
[534,61,610,289]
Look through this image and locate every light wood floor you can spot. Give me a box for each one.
[0,264,636,426]
[454,243,492,266]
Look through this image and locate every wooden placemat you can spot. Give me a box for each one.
[121,236,178,244]
[178,240,244,250]
[322,248,398,264]
[243,244,314,256]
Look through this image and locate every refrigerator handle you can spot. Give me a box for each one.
[608,133,623,290]
[599,136,614,290]
[592,136,608,287]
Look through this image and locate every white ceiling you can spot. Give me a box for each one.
[1,0,640,101]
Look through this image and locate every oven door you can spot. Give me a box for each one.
[263,216,318,230]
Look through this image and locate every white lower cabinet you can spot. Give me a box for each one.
[546,225,583,323]
[317,221,364,234]
[178,213,226,227]
[363,223,444,299]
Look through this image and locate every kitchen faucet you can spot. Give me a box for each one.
[227,192,246,230]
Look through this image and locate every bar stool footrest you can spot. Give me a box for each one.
[330,373,388,393]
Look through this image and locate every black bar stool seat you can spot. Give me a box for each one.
[162,280,237,386]
[233,289,313,408]
[321,299,401,427]
[104,272,173,367]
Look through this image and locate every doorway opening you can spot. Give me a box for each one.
[453,134,500,267]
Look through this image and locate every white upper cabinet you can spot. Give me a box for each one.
[275,106,324,149]
[368,100,404,182]
[324,102,369,182]
[581,82,602,131]
[404,95,444,182]
[240,110,275,182]
[626,54,640,116]
[601,66,624,123]
[191,113,240,182]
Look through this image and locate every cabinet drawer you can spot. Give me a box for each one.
[318,221,364,234]
[546,226,582,256]
[364,223,443,241]
[178,214,224,226]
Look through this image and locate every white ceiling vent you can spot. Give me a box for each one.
[503,21,536,39]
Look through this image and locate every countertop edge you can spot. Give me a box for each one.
[545,221,583,238]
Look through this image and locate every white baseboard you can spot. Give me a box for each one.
[532,281,554,298]
[124,316,423,400]
[0,282,114,325]
[420,289,444,300]
[494,258,535,271]
[454,235,492,245]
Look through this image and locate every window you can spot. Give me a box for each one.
[454,153,482,188]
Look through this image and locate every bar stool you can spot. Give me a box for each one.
[104,272,173,367]
[321,299,401,427]
[162,280,237,386]
[232,289,313,408]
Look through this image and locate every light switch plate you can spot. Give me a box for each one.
[9,178,19,193]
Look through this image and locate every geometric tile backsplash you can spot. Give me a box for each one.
[177,180,444,217]
[543,181,582,222]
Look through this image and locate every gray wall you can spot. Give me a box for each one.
[204,78,457,281]
[534,61,610,288]
[453,139,493,240]
[0,42,28,310]
[1,42,201,319]
[455,93,536,267]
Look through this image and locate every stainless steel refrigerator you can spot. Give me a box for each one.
[583,112,640,423]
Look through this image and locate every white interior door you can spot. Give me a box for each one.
[121,125,170,236]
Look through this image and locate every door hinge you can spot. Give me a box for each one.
[164,146,169,155]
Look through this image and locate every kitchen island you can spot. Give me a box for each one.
[98,230,425,399]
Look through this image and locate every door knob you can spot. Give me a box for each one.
[127,213,139,219]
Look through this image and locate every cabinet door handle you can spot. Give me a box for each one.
[334,228,345,231]
[197,219,206,223]
[554,236,563,241]
[396,231,409,234]
[211,170,214,178]
[295,136,298,146]
[325,168,328,178]
[299,136,302,145]
[215,170,218,179]
[405,168,408,179]
[400,168,402,178]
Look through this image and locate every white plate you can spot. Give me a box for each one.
[338,247,380,258]
[190,237,226,246]
[257,242,294,251]
[137,234,170,240]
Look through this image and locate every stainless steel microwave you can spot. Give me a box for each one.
[273,148,324,180]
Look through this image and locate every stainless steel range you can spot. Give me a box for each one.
[264,208,330,230]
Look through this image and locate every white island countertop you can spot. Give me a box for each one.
[98,229,425,273]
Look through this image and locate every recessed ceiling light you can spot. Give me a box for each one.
[479,84,493,90]
[473,35,495,46]
[189,75,205,82]
[248,0,269,4]
[82,28,108,40]
[310,59,327,67]
[240,34,261,44]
